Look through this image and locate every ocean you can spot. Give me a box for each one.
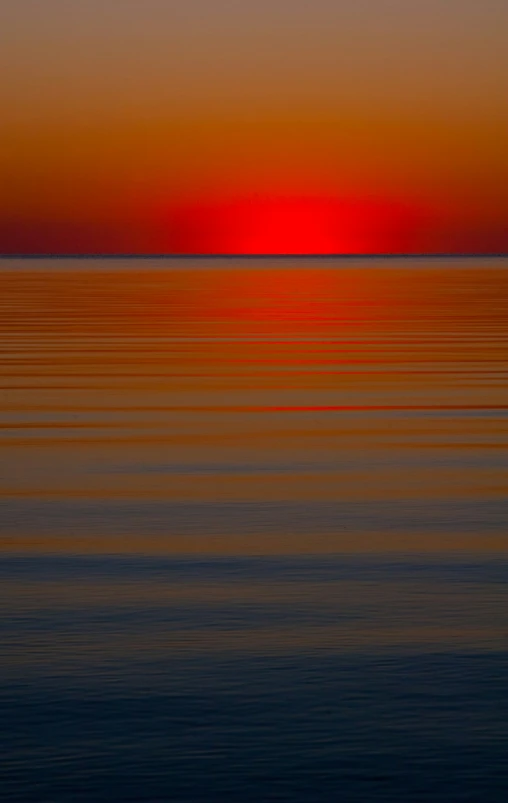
[1,257,507,802]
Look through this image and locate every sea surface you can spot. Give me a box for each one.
[1,256,507,802]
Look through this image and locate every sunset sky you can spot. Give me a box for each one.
[1,0,507,254]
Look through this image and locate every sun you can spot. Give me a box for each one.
[160,191,426,254]
[218,196,368,254]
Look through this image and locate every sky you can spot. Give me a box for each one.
[1,0,507,254]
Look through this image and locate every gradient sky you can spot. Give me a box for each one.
[1,0,507,253]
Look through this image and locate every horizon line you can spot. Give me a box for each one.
[2,253,508,260]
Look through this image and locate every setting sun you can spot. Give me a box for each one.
[157,193,428,254]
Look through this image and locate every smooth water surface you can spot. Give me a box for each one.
[1,257,507,802]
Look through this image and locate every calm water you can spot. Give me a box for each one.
[1,257,507,802]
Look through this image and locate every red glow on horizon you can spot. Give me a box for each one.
[209,197,364,254]
[162,193,428,254]
[4,188,507,255]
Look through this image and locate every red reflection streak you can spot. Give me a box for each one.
[156,266,404,340]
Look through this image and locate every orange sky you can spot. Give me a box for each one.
[1,1,507,253]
